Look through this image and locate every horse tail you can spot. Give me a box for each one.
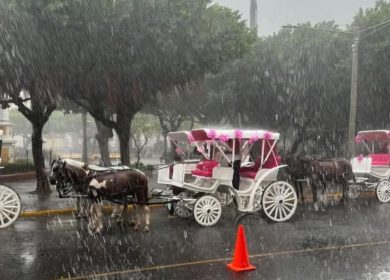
[344,160,355,183]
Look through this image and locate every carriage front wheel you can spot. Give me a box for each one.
[262,181,297,222]
[0,185,22,228]
[193,195,222,227]
[376,180,390,203]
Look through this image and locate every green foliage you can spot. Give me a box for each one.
[131,113,161,139]
[352,1,390,129]
[203,21,351,155]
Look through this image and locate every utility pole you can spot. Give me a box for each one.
[250,0,258,35]
[82,111,88,163]
[348,33,360,157]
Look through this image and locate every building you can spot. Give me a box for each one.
[0,109,16,163]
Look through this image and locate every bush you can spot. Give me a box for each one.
[129,162,154,172]
[1,162,35,174]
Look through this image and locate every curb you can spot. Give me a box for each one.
[20,204,164,218]
[0,172,36,182]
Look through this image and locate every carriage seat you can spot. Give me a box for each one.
[369,154,390,166]
[191,160,219,177]
[240,155,281,179]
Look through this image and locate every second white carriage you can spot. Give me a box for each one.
[351,130,390,202]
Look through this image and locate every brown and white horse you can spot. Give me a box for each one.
[50,159,146,233]
[87,168,150,234]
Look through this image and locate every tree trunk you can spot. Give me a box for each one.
[163,131,168,163]
[82,111,88,163]
[95,119,112,166]
[115,116,131,165]
[32,122,51,194]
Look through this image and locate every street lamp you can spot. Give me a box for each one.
[283,20,390,157]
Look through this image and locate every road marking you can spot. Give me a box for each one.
[58,239,390,280]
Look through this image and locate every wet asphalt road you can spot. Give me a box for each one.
[2,198,390,280]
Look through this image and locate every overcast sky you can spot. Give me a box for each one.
[216,0,378,36]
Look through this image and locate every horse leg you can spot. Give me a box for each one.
[75,197,82,219]
[319,181,327,211]
[143,205,150,232]
[311,178,319,211]
[87,202,97,235]
[128,204,136,227]
[116,204,127,225]
[95,202,104,234]
[110,204,120,219]
[133,204,142,231]
[76,197,88,219]
[341,181,349,204]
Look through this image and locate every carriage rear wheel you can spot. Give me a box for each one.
[174,200,193,218]
[262,181,297,222]
[193,195,222,227]
[376,180,390,203]
[0,185,22,228]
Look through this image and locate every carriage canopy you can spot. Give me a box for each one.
[357,130,390,142]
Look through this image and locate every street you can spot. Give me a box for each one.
[2,197,390,280]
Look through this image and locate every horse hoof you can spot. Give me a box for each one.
[144,227,149,232]
[313,203,319,211]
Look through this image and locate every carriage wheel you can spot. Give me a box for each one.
[262,181,297,222]
[252,187,263,212]
[174,200,193,218]
[193,195,222,227]
[0,185,22,228]
[376,180,390,203]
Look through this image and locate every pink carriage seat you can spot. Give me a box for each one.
[369,154,390,166]
[240,155,281,179]
[240,157,261,179]
[191,160,219,177]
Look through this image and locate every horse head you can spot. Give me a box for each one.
[49,158,66,185]
[283,154,314,180]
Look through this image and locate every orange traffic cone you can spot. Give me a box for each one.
[226,224,256,272]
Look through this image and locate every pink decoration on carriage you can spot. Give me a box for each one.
[248,133,259,144]
[264,131,272,140]
[218,134,230,143]
[357,154,364,162]
[355,135,362,144]
[175,147,183,154]
[234,129,243,139]
[197,146,204,153]
[387,131,390,138]
[207,129,217,140]
[188,133,195,142]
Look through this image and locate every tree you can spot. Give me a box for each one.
[59,0,254,165]
[0,0,65,193]
[131,113,160,166]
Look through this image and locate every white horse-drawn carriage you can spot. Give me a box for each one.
[157,128,298,226]
[351,130,390,202]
